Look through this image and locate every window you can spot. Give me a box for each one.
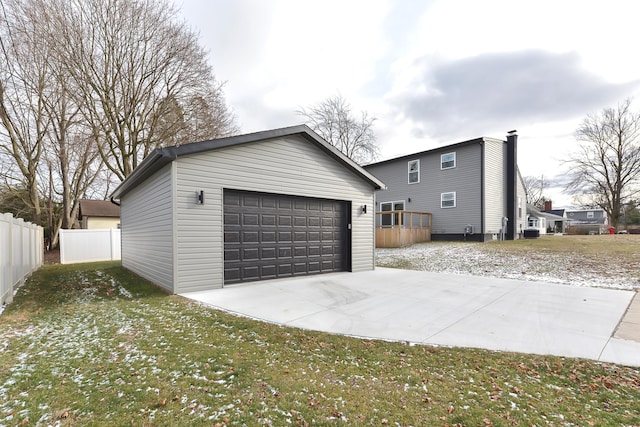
[518,197,522,219]
[380,201,405,226]
[441,192,456,208]
[408,160,420,184]
[587,211,594,218]
[441,152,456,169]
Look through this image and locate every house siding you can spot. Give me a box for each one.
[85,217,120,230]
[483,139,506,236]
[120,164,174,291]
[366,142,483,237]
[516,172,527,236]
[174,135,375,293]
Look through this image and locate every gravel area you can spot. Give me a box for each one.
[376,242,640,290]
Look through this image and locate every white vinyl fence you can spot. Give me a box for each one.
[1,213,44,305]
[59,228,121,264]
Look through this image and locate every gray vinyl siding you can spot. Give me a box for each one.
[366,143,483,235]
[174,135,375,293]
[483,139,506,235]
[120,163,174,291]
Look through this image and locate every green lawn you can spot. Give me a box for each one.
[1,262,639,426]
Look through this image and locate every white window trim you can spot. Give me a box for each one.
[408,159,420,184]
[441,192,456,208]
[380,200,406,212]
[379,200,406,227]
[441,152,456,170]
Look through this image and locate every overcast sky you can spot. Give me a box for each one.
[179,0,640,207]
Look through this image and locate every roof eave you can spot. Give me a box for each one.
[109,125,385,200]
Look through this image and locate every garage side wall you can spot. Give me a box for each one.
[120,163,175,292]
[174,136,375,293]
[483,139,506,237]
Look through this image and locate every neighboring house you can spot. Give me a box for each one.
[110,125,385,294]
[541,200,567,233]
[526,203,567,235]
[364,132,527,242]
[565,209,608,235]
[78,199,120,229]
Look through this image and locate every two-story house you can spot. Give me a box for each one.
[565,209,608,235]
[364,132,527,242]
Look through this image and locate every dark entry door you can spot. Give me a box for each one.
[223,190,349,284]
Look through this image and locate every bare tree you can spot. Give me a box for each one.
[523,175,548,208]
[50,0,237,180]
[0,0,50,224]
[297,94,379,165]
[565,98,640,228]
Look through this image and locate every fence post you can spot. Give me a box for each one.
[59,229,66,264]
[6,213,15,304]
[110,228,117,261]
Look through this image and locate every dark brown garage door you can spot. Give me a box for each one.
[223,190,350,284]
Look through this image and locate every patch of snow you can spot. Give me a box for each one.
[376,242,640,290]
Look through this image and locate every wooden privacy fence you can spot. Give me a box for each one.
[375,210,432,248]
[59,228,121,264]
[1,213,44,305]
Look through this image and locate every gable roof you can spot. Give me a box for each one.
[363,136,505,168]
[111,125,385,200]
[544,209,565,217]
[527,204,568,221]
[78,199,120,218]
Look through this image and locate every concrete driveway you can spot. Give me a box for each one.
[181,268,640,367]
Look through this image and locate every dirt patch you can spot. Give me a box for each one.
[44,249,60,264]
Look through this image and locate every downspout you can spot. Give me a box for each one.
[480,140,485,242]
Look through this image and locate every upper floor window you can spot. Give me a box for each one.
[441,192,456,208]
[441,152,456,169]
[408,160,420,184]
[587,211,594,218]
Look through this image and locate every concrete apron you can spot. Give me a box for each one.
[180,267,640,367]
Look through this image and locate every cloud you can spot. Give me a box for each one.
[390,50,640,140]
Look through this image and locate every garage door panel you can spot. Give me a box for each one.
[242,247,259,261]
[278,231,292,242]
[278,199,292,209]
[279,216,292,226]
[262,197,277,208]
[225,248,240,261]
[278,264,292,275]
[261,265,276,278]
[225,213,240,225]
[224,190,348,285]
[262,214,276,226]
[243,213,259,225]
[278,247,292,258]
[261,247,276,259]
[262,231,276,242]
[224,231,240,243]
[242,231,259,243]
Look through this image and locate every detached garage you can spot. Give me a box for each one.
[110,125,385,294]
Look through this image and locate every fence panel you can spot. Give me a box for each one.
[59,228,121,264]
[1,213,44,305]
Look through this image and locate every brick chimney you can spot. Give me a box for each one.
[544,200,552,211]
